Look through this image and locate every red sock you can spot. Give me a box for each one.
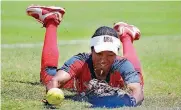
[40,20,59,85]
[121,36,144,85]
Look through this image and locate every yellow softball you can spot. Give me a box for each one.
[46,88,65,105]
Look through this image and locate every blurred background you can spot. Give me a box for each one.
[2,1,181,43]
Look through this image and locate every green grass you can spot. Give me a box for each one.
[2,1,181,43]
[1,1,181,110]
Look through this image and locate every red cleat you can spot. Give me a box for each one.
[26,5,65,26]
[113,22,141,41]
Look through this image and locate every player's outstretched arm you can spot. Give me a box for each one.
[46,70,71,91]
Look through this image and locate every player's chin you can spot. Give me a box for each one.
[96,74,107,80]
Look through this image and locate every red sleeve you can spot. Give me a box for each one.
[58,53,88,78]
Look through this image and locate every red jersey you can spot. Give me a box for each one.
[58,53,140,93]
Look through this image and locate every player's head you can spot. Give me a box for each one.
[90,26,120,80]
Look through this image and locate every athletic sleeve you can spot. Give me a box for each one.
[58,53,88,78]
[113,58,140,84]
[120,59,140,84]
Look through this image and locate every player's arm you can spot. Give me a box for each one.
[46,53,85,91]
[46,70,71,90]
[119,59,144,105]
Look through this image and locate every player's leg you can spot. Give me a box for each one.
[113,22,144,85]
[40,20,59,85]
[26,5,65,85]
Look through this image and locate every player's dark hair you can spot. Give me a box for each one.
[92,26,118,38]
[91,26,119,50]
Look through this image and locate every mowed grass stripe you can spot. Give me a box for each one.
[2,35,181,48]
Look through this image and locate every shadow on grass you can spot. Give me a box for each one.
[4,80,42,86]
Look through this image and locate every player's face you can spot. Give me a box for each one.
[92,49,116,80]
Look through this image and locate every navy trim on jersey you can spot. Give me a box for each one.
[111,58,127,72]
[45,66,57,76]
[112,58,140,84]
[58,53,89,74]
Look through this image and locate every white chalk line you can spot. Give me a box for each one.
[1,40,89,49]
[1,35,180,49]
